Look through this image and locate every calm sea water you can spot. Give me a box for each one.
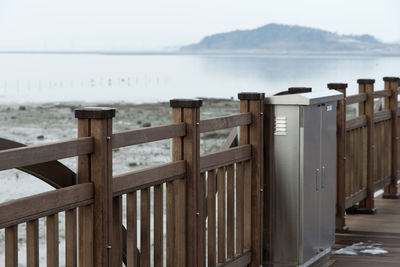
[0,53,399,103]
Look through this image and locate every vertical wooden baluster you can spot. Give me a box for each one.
[207,170,216,267]
[127,192,138,267]
[360,127,364,192]
[345,130,351,198]
[154,184,163,267]
[198,172,206,267]
[66,209,77,267]
[355,129,360,193]
[140,188,151,267]
[166,180,174,267]
[349,130,355,196]
[226,164,235,259]
[376,122,382,183]
[235,162,244,254]
[5,225,18,267]
[27,220,39,267]
[47,214,59,267]
[113,196,123,266]
[217,167,226,263]
[363,126,368,190]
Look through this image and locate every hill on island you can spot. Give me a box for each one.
[181,23,396,53]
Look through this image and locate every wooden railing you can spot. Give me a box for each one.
[0,137,95,267]
[328,77,400,231]
[0,93,264,267]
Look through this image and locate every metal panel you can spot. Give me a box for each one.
[263,93,338,266]
[269,105,300,265]
[319,102,337,250]
[300,105,321,263]
[265,91,343,106]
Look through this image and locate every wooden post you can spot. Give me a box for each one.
[383,77,400,199]
[238,92,264,267]
[76,116,93,267]
[327,83,349,232]
[357,79,377,214]
[170,99,202,267]
[75,107,115,267]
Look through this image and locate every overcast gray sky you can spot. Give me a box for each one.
[0,0,399,51]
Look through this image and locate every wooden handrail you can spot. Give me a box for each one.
[200,145,251,172]
[346,115,367,131]
[0,137,93,171]
[0,183,93,229]
[112,123,185,148]
[374,89,392,98]
[346,93,367,105]
[199,113,251,133]
[112,161,186,196]
[374,110,392,123]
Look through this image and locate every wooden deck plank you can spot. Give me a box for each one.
[331,190,400,266]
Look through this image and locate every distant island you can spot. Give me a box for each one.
[180,23,400,54]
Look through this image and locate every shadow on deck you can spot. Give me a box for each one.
[331,192,400,266]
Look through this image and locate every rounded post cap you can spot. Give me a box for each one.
[170,99,202,108]
[327,83,348,90]
[288,87,312,94]
[75,107,116,119]
[237,92,265,100]
[383,77,400,82]
[357,79,375,84]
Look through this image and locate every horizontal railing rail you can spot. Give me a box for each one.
[0,137,93,171]
[346,115,367,131]
[200,144,251,172]
[0,183,93,229]
[199,112,251,133]
[112,122,186,148]
[112,160,186,196]
[346,93,367,105]
[374,110,392,123]
[374,89,392,98]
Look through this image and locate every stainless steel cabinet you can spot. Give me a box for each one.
[263,91,343,267]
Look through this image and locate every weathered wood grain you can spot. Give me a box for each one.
[0,137,93,171]
[113,161,185,196]
[0,183,93,229]
[346,93,367,105]
[199,113,251,133]
[26,219,39,267]
[200,145,251,172]
[112,123,185,148]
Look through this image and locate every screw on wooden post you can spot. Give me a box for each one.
[383,77,400,199]
[327,83,349,231]
[238,92,265,267]
[170,99,202,267]
[75,107,116,267]
[357,79,377,214]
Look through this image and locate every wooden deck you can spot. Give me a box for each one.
[331,191,400,266]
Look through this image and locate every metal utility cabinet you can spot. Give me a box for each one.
[263,91,343,266]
